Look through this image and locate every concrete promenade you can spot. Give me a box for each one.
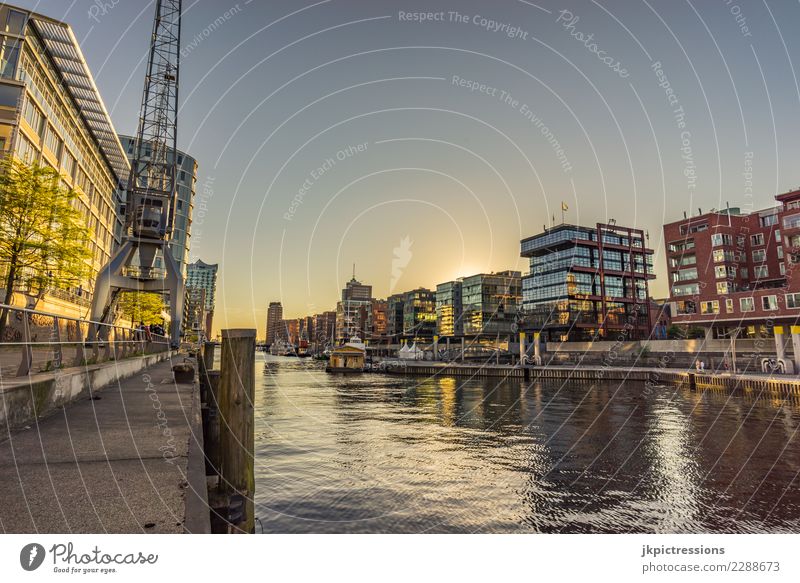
[0,358,207,533]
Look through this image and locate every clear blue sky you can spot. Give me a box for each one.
[15,0,800,335]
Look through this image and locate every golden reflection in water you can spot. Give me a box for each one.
[438,377,457,427]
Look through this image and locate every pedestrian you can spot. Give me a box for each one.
[700,360,706,372]
[695,360,701,372]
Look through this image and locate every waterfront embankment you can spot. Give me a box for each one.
[382,361,800,397]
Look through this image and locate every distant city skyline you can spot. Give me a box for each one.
[12,0,800,332]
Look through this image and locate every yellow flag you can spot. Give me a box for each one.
[561,202,569,212]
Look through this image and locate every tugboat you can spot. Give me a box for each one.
[325,336,366,373]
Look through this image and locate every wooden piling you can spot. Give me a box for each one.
[218,329,256,533]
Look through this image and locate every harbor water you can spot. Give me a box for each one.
[254,354,800,533]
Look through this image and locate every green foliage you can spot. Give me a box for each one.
[117,291,165,325]
[0,158,92,296]
[687,326,706,339]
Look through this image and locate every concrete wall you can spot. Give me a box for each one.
[0,352,171,435]
[547,338,775,355]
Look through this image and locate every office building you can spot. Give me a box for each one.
[387,293,405,340]
[0,4,130,317]
[521,223,655,341]
[664,195,800,339]
[402,288,436,341]
[183,287,206,338]
[436,280,463,337]
[461,271,522,339]
[265,301,283,345]
[119,134,197,279]
[185,259,217,334]
[335,275,372,341]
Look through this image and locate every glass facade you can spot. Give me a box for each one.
[402,288,436,340]
[435,280,463,337]
[520,224,655,341]
[0,7,128,316]
[461,271,521,337]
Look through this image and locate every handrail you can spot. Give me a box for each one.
[0,303,170,376]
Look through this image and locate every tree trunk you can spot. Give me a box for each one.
[0,257,18,341]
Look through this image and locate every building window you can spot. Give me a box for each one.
[22,96,44,137]
[711,233,733,246]
[781,263,786,275]
[783,214,800,230]
[750,233,765,246]
[43,125,62,157]
[762,295,778,311]
[741,267,749,279]
[778,246,784,259]
[0,36,20,78]
[776,229,781,241]
[786,293,800,309]
[761,214,778,227]
[752,249,767,263]
[716,282,729,295]
[725,298,734,313]
[672,283,700,297]
[700,301,719,315]
[740,297,755,312]
[754,265,769,279]
[727,265,737,278]
[714,265,726,279]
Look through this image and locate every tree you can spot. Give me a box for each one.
[0,158,92,335]
[117,291,165,325]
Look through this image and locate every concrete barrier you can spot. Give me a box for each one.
[0,351,172,435]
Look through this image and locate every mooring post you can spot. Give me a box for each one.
[203,370,221,477]
[199,341,216,403]
[219,329,256,533]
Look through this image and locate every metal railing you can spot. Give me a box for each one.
[0,303,170,377]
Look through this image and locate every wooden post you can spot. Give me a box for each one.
[203,370,221,477]
[199,341,216,403]
[218,329,256,533]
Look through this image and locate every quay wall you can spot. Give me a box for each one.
[383,362,800,397]
[0,351,172,435]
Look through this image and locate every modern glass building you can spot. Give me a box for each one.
[435,280,463,337]
[118,134,197,279]
[185,259,217,334]
[520,223,655,341]
[402,288,436,341]
[460,271,521,339]
[0,4,130,318]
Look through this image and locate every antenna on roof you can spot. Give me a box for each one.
[352,263,355,280]
[683,210,687,219]
[698,208,702,215]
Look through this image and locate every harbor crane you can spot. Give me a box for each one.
[89,0,183,347]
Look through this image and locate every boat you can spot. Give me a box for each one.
[325,336,366,373]
[269,338,293,356]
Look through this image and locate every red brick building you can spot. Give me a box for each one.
[664,190,800,340]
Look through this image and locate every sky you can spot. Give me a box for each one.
[13,0,800,336]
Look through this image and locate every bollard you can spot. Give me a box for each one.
[218,329,256,534]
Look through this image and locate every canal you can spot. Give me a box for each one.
[254,354,800,533]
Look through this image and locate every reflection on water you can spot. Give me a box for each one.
[254,354,800,533]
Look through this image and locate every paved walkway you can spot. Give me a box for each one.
[0,358,201,533]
